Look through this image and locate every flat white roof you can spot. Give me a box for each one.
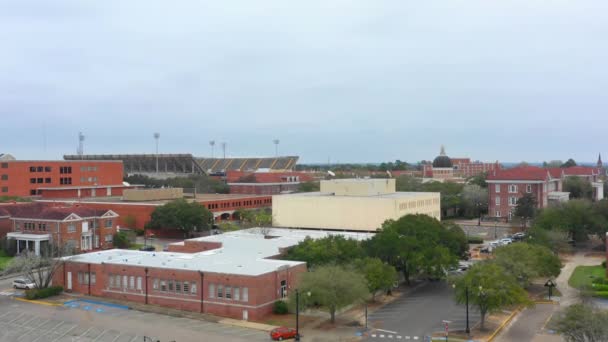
[66,228,374,276]
[276,191,439,199]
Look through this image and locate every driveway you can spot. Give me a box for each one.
[365,282,480,340]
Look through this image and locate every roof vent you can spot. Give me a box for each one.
[162,262,166,266]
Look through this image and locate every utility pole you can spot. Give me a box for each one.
[273,139,280,157]
[209,140,215,158]
[154,132,160,173]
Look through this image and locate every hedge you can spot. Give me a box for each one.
[25,286,63,300]
[467,236,484,244]
[592,283,608,291]
[273,300,289,315]
[592,277,608,285]
[594,291,608,299]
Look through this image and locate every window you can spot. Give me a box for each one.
[1,163,7,168]
[153,278,159,290]
[191,282,197,295]
[183,281,190,294]
[91,273,96,285]
[509,197,518,206]
[175,281,182,293]
[123,275,128,289]
[137,277,142,290]
[160,280,167,292]
[508,184,518,193]
[109,274,115,287]
[30,178,36,184]
[30,189,37,196]
[496,211,501,217]
[129,276,135,289]
[115,275,121,288]
[67,224,76,233]
[1,174,7,180]
[44,166,51,172]
[45,178,51,183]
[1,187,7,193]
[168,280,174,292]
[30,167,36,172]
[105,234,113,242]
[217,285,223,298]
[242,287,248,302]
[105,219,113,228]
[37,178,43,184]
[234,287,240,301]
[526,185,532,193]
[225,286,232,299]
[495,197,500,205]
[60,166,72,174]
[37,166,43,172]
[280,280,287,298]
[209,284,215,298]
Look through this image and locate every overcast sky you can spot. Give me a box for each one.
[1,1,606,164]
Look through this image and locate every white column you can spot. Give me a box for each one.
[26,240,29,253]
[16,240,20,254]
[35,240,40,256]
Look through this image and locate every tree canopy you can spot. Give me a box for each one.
[147,199,213,237]
[233,208,272,228]
[561,158,577,168]
[493,243,561,287]
[563,177,593,199]
[555,303,608,342]
[467,172,488,188]
[352,258,398,300]
[298,181,320,192]
[364,214,463,284]
[284,235,365,268]
[514,193,537,226]
[452,262,530,330]
[534,199,606,242]
[291,265,369,323]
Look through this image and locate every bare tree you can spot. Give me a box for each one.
[6,245,73,289]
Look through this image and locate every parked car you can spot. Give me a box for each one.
[270,327,298,341]
[480,246,491,253]
[13,278,36,290]
[500,238,513,245]
[139,245,156,251]
[512,232,526,240]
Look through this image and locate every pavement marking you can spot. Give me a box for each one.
[377,329,398,334]
[388,335,393,339]
[405,337,410,340]
[397,336,402,339]
[413,337,419,340]
[372,334,377,338]
[51,323,77,342]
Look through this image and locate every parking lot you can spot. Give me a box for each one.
[366,282,480,341]
[0,291,269,342]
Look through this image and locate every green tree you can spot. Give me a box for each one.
[364,215,459,284]
[535,200,606,242]
[453,262,530,330]
[555,303,608,342]
[395,175,422,191]
[352,258,398,300]
[514,193,537,227]
[113,231,131,249]
[234,209,272,228]
[284,235,366,268]
[494,243,561,287]
[527,226,572,253]
[292,265,369,323]
[298,181,320,192]
[563,177,593,199]
[561,158,577,168]
[440,222,470,259]
[147,199,213,238]
[461,184,488,219]
[467,172,488,188]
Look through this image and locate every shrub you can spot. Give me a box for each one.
[592,284,608,291]
[603,261,606,269]
[113,231,132,249]
[594,291,608,299]
[592,277,608,285]
[25,286,63,300]
[467,236,484,244]
[273,300,289,315]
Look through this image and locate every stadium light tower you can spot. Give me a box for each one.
[154,132,160,173]
[221,142,226,159]
[273,139,280,157]
[209,140,216,158]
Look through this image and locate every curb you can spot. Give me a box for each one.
[534,300,559,305]
[218,318,277,332]
[14,297,62,307]
[486,308,520,342]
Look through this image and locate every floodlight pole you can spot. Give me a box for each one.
[154,132,160,173]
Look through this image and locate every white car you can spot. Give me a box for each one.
[500,238,513,245]
[13,278,36,290]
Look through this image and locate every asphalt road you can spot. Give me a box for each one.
[0,288,269,342]
[494,303,557,342]
[366,282,480,341]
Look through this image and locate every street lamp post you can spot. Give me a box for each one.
[295,289,311,342]
[453,284,470,334]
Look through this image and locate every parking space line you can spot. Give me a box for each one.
[128,336,138,342]
[52,323,77,342]
[111,334,121,342]
[7,312,25,323]
[93,329,109,341]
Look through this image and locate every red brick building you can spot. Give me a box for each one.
[1,203,118,255]
[0,160,129,198]
[37,194,273,233]
[52,228,376,321]
[487,166,566,220]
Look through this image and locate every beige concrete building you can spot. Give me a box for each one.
[272,178,441,231]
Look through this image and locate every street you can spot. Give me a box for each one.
[366,282,480,340]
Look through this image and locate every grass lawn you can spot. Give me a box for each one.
[568,265,606,289]
[0,250,13,271]
[128,243,144,250]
